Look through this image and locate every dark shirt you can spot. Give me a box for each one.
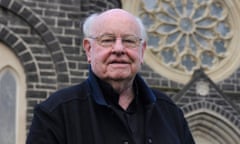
[96,77,145,144]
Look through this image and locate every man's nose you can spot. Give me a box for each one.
[112,38,125,54]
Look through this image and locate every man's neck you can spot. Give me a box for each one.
[107,79,135,110]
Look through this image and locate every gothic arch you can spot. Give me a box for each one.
[183,102,240,144]
[0,0,70,86]
[0,25,42,84]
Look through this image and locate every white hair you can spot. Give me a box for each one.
[82,13,99,37]
[82,11,148,41]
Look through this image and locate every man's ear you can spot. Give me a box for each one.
[140,41,147,64]
[83,39,91,63]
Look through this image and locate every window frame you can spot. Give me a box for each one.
[0,43,26,144]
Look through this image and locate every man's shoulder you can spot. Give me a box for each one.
[151,89,177,107]
[38,80,89,112]
[151,89,184,118]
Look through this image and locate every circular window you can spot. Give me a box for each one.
[137,0,240,83]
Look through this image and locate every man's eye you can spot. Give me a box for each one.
[101,38,115,43]
[123,39,136,44]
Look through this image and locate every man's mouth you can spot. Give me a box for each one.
[110,61,128,64]
[108,59,131,65]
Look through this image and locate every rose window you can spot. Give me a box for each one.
[137,0,240,83]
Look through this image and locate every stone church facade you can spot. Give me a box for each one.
[0,0,239,143]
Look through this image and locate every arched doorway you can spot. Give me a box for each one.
[186,110,240,144]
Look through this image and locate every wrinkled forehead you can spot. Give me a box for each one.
[91,10,141,37]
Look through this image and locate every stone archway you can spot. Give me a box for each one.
[0,0,70,87]
[186,109,240,144]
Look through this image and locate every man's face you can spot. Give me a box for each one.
[83,10,146,82]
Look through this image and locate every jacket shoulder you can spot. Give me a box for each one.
[38,80,89,112]
[152,89,177,107]
[151,89,185,121]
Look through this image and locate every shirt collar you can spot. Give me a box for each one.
[87,67,156,106]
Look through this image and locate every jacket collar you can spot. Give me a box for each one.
[87,67,156,106]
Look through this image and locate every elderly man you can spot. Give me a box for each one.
[27,9,195,144]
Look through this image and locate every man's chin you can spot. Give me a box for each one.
[108,73,134,81]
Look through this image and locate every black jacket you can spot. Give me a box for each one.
[27,71,195,144]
